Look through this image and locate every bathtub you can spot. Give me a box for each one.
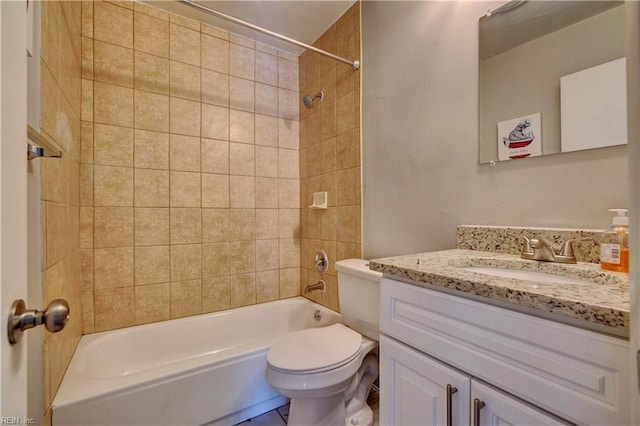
[52,297,340,426]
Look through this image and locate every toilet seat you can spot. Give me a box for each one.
[267,324,362,374]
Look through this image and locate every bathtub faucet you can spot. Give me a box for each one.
[304,280,326,294]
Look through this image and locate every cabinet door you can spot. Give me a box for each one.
[380,335,470,426]
[471,380,569,426]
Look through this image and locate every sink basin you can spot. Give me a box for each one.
[461,266,594,285]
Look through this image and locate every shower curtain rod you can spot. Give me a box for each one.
[177,0,361,70]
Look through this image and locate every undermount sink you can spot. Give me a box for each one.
[461,266,594,285]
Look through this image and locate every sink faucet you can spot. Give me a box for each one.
[509,234,593,264]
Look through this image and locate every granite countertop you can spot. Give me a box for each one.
[369,249,630,333]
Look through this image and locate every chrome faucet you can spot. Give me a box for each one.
[304,280,326,294]
[509,234,593,264]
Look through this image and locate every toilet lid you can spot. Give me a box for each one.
[267,324,362,373]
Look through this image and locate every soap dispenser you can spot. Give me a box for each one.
[600,209,629,273]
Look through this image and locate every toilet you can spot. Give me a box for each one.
[265,259,382,426]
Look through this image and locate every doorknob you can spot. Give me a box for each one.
[7,299,69,345]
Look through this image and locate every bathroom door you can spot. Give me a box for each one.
[0,0,31,419]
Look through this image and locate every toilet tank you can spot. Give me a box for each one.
[335,259,382,341]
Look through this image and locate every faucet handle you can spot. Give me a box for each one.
[507,233,533,254]
[559,237,594,257]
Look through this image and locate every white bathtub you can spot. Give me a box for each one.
[52,297,340,426]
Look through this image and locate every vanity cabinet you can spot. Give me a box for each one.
[379,278,631,425]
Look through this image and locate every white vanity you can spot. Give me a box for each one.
[370,227,630,425]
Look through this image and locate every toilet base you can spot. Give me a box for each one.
[346,404,373,426]
[288,393,346,426]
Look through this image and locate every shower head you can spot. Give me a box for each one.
[303,91,324,109]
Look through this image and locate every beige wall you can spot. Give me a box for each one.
[40,0,83,416]
[80,1,301,333]
[299,2,361,312]
[361,1,628,259]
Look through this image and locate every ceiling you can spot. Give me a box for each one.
[145,0,356,55]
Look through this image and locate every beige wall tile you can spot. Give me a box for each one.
[82,36,94,80]
[46,203,79,268]
[135,282,170,324]
[94,82,133,127]
[336,242,356,262]
[201,104,229,140]
[279,267,300,298]
[336,92,355,135]
[229,142,255,176]
[134,1,169,21]
[170,24,200,66]
[170,13,199,31]
[256,239,278,271]
[170,171,201,207]
[230,273,255,308]
[94,286,134,331]
[94,207,133,248]
[94,247,134,289]
[256,42,278,56]
[255,177,278,209]
[279,57,298,91]
[256,209,278,240]
[229,110,254,144]
[257,270,279,302]
[170,134,201,172]
[255,115,278,147]
[201,23,229,40]
[202,276,230,313]
[230,241,255,274]
[134,245,170,285]
[94,40,133,88]
[80,165,93,207]
[134,12,169,58]
[255,146,277,178]
[279,209,300,239]
[337,206,355,243]
[81,290,94,334]
[80,248,94,292]
[134,51,169,95]
[171,279,202,318]
[80,206,93,249]
[229,44,254,80]
[134,169,169,207]
[278,88,298,121]
[306,111,321,146]
[336,64,355,99]
[170,208,202,244]
[202,173,229,208]
[135,208,169,246]
[255,83,278,117]
[94,124,133,167]
[94,1,133,49]
[135,90,170,132]
[321,137,337,174]
[134,130,169,169]
[94,165,133,206]
[321,207,338,242]
[279,238,300,268]
[230,77,254,112]
[279,149,299,178]
[170,97,200,136]
[229,176,255,208]
[81,121,94,164]
[170,61,201,102]
[201,139,229,174]
[202,242,229,277]
[82,1,93,38]
[201,34,229,73]
[229,209,255,241]
[255,51,278,86]
[279,119,299,150]
[202,69,229,107]
[278,178,299,208]
[336,129,356,170]
[81,78,93,122]
[230,33,254,48]
[170,244,201,281]
[202,209,229,243]
[337,168,356,206]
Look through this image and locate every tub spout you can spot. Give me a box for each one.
[304,280,325,294]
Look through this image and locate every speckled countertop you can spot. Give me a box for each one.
[369,249,629,333]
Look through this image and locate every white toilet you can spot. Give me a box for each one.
[265,259,382,426]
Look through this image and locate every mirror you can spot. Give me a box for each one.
[479,1,626,164]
